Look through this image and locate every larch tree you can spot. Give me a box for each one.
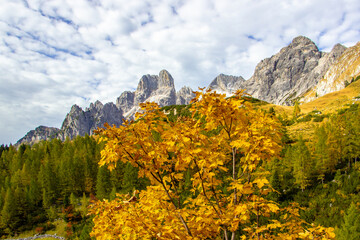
[90,90,335,240]
[336,202,360,240]
[0,188,17,233]
[293,100,301,119]
[314,125,329,184]
[293,136,313,191]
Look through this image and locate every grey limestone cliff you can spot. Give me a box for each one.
[16,126,61,146]
[122,70,178,118]
[60,101,122,140]
[242,36,346,105]
[208,74,245,95]
[176,86,196,105]
[116,91,135,114]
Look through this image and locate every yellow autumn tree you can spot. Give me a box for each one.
[90,89,335,240]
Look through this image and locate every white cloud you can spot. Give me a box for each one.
[0,0,359,144]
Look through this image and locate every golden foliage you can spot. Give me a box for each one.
[90,89,335,239]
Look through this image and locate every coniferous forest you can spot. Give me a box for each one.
[1,92,360,239]
[0,136,149,239]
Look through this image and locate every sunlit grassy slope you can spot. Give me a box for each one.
[165,82,360,141]
[267,79,360,115]
[300,78,360,114]
[262,80,360,141]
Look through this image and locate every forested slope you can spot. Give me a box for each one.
[1,87,360,239]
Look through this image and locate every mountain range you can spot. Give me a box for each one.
[16,36,360,145]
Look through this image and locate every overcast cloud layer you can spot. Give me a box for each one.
[1,0,360,145]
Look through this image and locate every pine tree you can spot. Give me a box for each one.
[326,117,344,169]
[27,178,41,209]
[38,160,57,208]
[1,188,17,233]
[343,115,360,169]
[269,166,281,201]
[96,165,111,200]
[337,202,360,240]
[121,163,140,194]
[109,186,117,200]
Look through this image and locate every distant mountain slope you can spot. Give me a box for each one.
[16,70,195,145]
[301,41,360,103]
[16,126,61,146]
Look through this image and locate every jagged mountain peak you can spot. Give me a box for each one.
[290,35,316,46]
[136,70,174,93]
[208,74,245,95]
[242,36,345,105]
[176,86,196,105]
[159,69,175,88]
[70,104,82,112]
[331,43,347,53]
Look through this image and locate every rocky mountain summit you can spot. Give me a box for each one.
[16,36,359,145]
[60,101,123,140]
[116,70,179,119]
[176,86,196,105]
[241,36,347,105]
[16,126,62,146]
[208,74,245,95]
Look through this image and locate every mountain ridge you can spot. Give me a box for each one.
[16,36,359,145]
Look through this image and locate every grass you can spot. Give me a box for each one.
[255,81,360,142]
[45,220,67,237]
[300,79,360,114]
[9,219,66,239]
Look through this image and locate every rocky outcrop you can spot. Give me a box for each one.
[176,86,196,105]
[241,36,346,105]
[302,41,360,103]
[122,70,178,118]
[208,74,245,95]
[60,101,122,140]
[116,91,135,114]
[16,126,61,146]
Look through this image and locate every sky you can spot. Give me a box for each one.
[0,0,359,145]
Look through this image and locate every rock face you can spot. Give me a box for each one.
[16,126,61,146]
[242,36,346,105]
[302,41,360,103]
[60,101,123,140]
[116,91,135,114]
[176,86,196,105]
[124,70,177,118]
[208,74,245,95]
